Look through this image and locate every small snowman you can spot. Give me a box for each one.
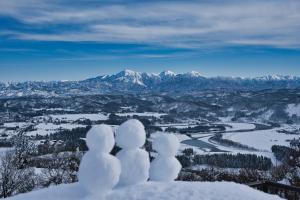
[149,133,182,181]
[115,119,150,186]
[78,124,121,196]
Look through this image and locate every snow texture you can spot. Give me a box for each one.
[86,124,115,153]
[78,152,121,195]
[115,119,150,186]
[115,119,146,149]
[78,124,121,195]
[286,104,300,117]
[152,133,180,157]
[7,181,283,200]
[116,148,150,186]
[150,157,181,181]
[150,133,181,181]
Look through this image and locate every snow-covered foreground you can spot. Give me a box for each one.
[7,181,282,200]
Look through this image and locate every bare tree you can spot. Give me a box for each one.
[0,151,36,198]
[40,152,81,187]
[12,129,36,168]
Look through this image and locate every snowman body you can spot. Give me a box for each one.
[78,125,121,195]
[149,133,182,181]
[115,119,150,186]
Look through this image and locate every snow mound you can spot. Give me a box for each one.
[115,119,146,149]
[152,133,180,157]
[78,151,121,195]
[7,181,282,200]
[79,124,121,195]
[150,133,181,181]
[116,149,150,186]
[86,124,114,152]
[149,157,181,181]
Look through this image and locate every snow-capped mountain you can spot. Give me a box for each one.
[1,69,300,97]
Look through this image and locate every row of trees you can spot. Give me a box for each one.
[178,168,269,183]
[193,153,272,171]
[177,148,272,170]
[211,133,257,151]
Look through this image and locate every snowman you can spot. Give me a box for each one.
[115,119,150,186]
[78,124,121,195]
[149,133,182,181]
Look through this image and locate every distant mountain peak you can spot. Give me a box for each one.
[1,70,300,98]
[113,69,145,86]
[159,70,176,77]
[185,71,202,77]
[116,69,139,76]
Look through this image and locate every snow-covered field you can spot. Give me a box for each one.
[222,122,256,131]
[49,113,109,121]
[7,181,281,200]
[286,104,300,117]
[26,123,86,136]
[223,128,298,151]
[116,112,166,118]
[173,122,298,164]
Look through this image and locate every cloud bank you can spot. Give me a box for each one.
[0,0,300,49]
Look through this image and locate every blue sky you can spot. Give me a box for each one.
[0,0,300,81]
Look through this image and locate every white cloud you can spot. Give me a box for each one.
[1,0,300,49]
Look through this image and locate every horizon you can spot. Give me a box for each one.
[1,68,300,83]
[1,0,300,81]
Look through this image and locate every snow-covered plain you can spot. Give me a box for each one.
[222,122,256,131]
[26,123,86,136]
[223,128,297,151]
[7,181,282,200]
[49,113,109,121]
[116,112,166,118]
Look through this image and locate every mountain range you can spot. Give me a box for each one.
[1,69,300,98]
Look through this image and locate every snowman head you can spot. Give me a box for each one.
[86,124,115,153]
[115,119,146,149]
[152,133,180,157]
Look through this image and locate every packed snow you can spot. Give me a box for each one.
[115,119,146,149]
[117,149,150,186]
[85,125,115,153]
[116,119,150,186]
[78,124,121,195]
[78,151,121,195]
[150,133,181,181]
[150,157,182,181]
[152,133,180,157]
[7,181,282,200]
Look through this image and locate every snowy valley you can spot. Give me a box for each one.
[0,72,300,199]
